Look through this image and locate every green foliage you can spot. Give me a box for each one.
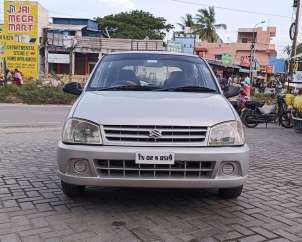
[178,7,226,43]
[96,10,174,40]
[196,7,225,42]
[252,93,275,103]
[177,14,195,31]
[0,82,76,105]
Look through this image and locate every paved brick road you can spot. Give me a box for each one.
[0,126,302,242]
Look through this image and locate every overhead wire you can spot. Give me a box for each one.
[170,0,292,19]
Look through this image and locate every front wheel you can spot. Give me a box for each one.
[219,186,243,199]
[61,181,85,197]
[244,115,258,128]
[280,112,293,129]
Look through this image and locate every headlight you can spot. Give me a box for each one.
[62,118,102,144]
[208,121,245,146]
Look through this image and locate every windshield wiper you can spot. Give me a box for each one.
[157,86,217,93]
[94,85,158,91]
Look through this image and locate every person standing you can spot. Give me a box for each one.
[6,69,13,84]
[244,75,251,86]
[228,76,233,85]
[242,75,251,99]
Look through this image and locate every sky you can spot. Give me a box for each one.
[0,0,296,56]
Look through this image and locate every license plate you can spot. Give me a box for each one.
[135,152,175,165]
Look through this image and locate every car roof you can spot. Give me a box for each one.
[107,51,202,59]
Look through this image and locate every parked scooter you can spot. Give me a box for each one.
[242,95,293,128]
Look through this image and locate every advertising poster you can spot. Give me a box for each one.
[0,24,5,58]
[0,24,5,77]
[3,1,39,80]
[293,71,302,83]
[221,53,233,65]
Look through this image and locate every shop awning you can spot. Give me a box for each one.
[206,59,241,69]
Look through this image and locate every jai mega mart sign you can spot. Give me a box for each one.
[1,1,39,80]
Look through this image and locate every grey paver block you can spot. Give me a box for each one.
[239,234,266,242]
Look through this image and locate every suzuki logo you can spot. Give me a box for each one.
[149,129,162,139]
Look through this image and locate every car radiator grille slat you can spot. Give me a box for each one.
[94,160,215,179]
[102,125,208,146]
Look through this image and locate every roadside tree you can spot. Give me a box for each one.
[96,10,174,40]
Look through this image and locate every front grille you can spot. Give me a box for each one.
[102,125,208,146]
[94,160,215,178]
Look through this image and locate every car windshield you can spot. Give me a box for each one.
[87,53,219,92]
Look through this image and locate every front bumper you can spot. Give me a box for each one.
[57,142,249,188]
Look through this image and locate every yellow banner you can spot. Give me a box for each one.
[3,1,39,80]
[0,24,4,77]
[0,24,4,57]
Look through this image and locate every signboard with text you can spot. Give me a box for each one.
[167,41,183,53]
[293,71,302,83]
[266,65,274,74]
[0,25,4,76]
[240,56,251,68]
[3,1,39,79]
[0,24,4,57]
[48,53,70,64]
[221,53,233,65]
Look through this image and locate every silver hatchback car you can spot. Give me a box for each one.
[58,52,249,199]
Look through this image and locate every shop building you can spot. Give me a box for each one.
[43,17,165,77]
[173,31,197,54]
[195,27,277,69]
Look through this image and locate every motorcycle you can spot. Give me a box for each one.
[242,95,293,129]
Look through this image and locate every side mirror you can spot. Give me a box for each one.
[63,82,83,96]
[223,85,241,99]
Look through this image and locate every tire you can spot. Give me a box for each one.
[219,186,243,199]
[280,112,293,129]
[244,115,258,128]
[61,181,85,197]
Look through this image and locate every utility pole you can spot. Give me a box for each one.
[250,21,266,86]
[289,0,301,81]
[249,41,255,85]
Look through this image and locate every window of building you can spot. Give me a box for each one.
[241,38,248,43]
[215,55,222,61]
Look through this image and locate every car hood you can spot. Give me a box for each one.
[73,91,236,127]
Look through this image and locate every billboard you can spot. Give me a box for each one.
[0,24,4,57]
[293,71,302,83]
[221,53,233,65]
[3,1,39,80]
[0,24,5,77]
[167,41,183,53]
[48,53,70,64]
